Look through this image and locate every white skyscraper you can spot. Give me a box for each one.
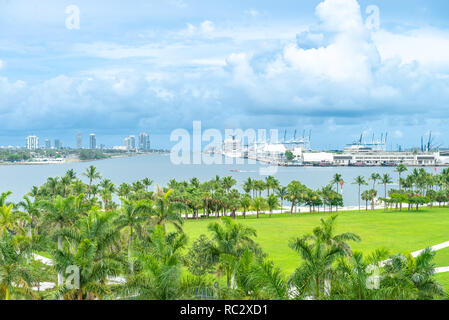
[139,132,150,151]
[77,133,83,149]
[124,135,136,150]
[26,136,39,150]
[89,134,96,150]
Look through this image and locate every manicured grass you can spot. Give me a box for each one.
[177,207,449,274]
[434,247,449,268]
[434,273,449,293]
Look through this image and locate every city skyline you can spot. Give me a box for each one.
[20,131,153,150]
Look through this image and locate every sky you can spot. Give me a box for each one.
[1,0,449,149]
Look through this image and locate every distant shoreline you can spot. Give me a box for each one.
[0,151,169,166]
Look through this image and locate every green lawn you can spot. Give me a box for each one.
[177,207,449,274]
[435,273,449,293]
[434,247,449,268]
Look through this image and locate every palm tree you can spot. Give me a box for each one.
[265,176,279,196]
[46,177,59,198]
[352,176,368,213]
[240,195,251,219]
[116,198,153,273]
[0,233,34,300]
[246,258,289,299]
[65,169,77,181]
[82,165,101,197]
[332,249,389,300]
[0,203,17,237]
[381,174,393,198]
[18,196,40,239]
[369,189,378,210]
[152,190,184,233]
[369,173,381,190]
[243,178,254,199]
[118,226,191,300]
[142,178,154,192]
[267,195,280,217]
[254,180,266,198]
[251,197,267,219]
[39,195,79,286]
[208,217,258,288]
[54,210,122,300]
[275,186,288,213]
[222,176,237,195]
[287,181,304,214]
[117,183,131,199]
[396,164,408,190]
[381,249,444,300]
[288,215,360,299]
[361,190,370,211]
[331,174,344,194]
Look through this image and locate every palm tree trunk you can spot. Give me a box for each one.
[358,186,361,213]
[128,233,134,273]
[57,234,63,286]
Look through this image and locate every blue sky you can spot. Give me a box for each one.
[1,0,449,149]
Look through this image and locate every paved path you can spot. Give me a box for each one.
[412,241,449,258]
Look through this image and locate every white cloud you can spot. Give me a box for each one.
[169,0,188,9]
[260,0,379,85]
[316,0,364,33]
[0,60,3,69]
[245,9,260,17]
[372,28,449,71]
[200,20,215,34]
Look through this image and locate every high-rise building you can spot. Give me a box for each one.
[44,139,51,149]
[26,136,39,150]
[54,139,63,149]
[77,133,83,149]
[139,132,151,151]
[124,135,136,151]
[89,134,96,150]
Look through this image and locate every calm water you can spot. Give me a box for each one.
[0,154,439,205]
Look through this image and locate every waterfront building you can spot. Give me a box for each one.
[77,133,83,149]
[260,143,287,162]
[139,132,151,151]
[44,139,51,149]
[54,139,63,149]
[124,135,136,151]
[26,136,39,150]
[223,136,242,158]
[89,134,96,150]
[332,151,438,166]
[302,152,334,164]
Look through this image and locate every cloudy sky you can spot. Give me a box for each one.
[1,0,449,149]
